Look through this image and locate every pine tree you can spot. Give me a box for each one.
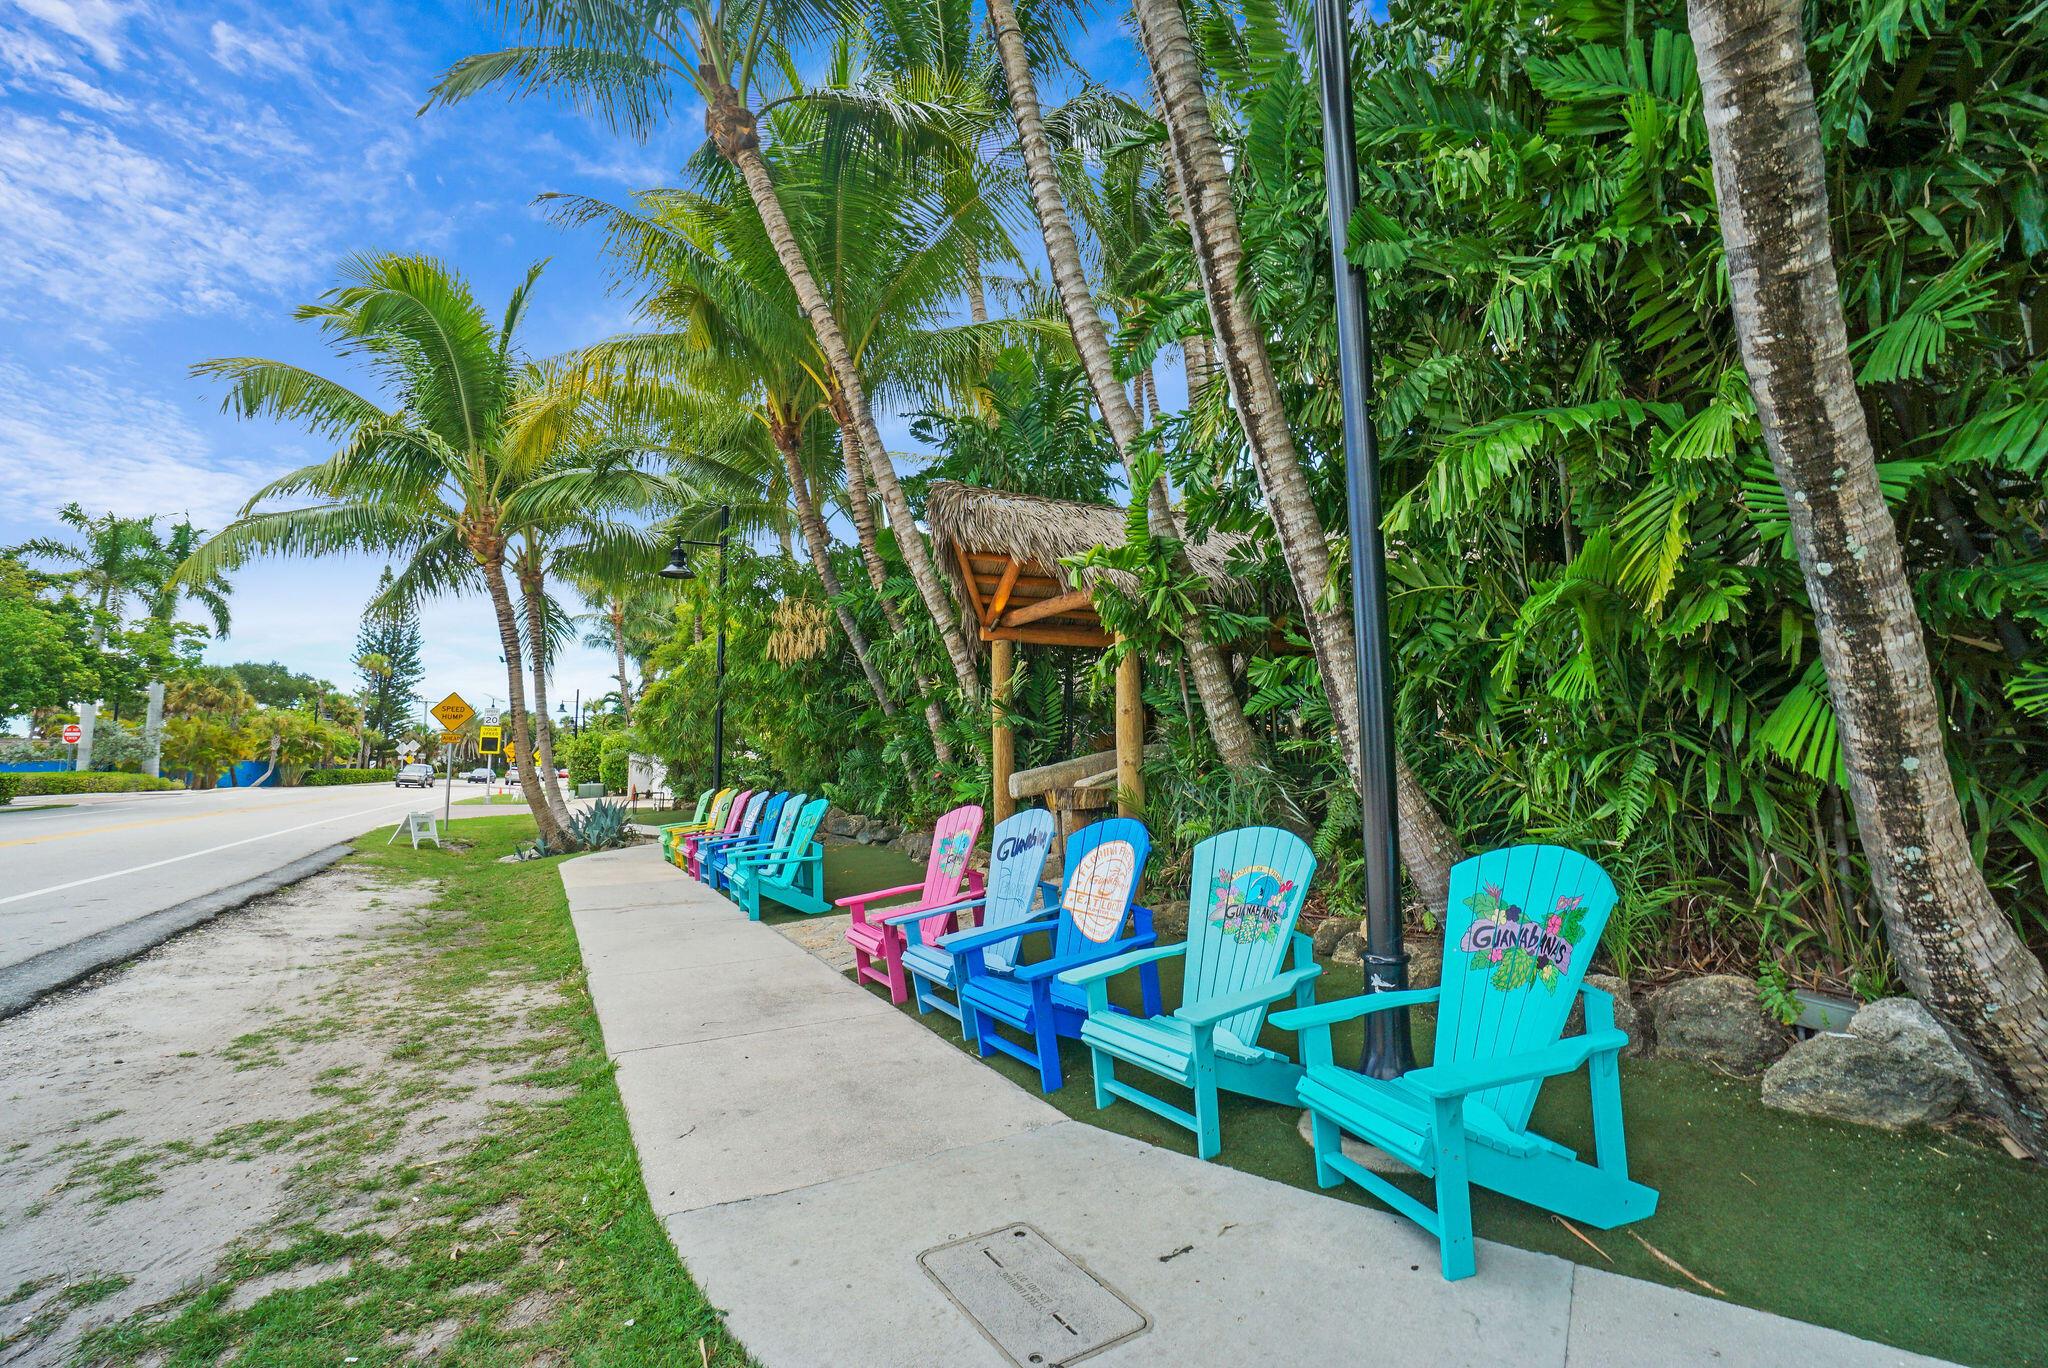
[355,568,425,747]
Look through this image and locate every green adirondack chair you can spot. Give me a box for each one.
[1270,844,1658,1280]
[660,788,731,869]
[728,797,831,919]
[1059,826,1321,1159]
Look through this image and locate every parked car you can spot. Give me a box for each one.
[461,767,493,783]
[395,763,435,789]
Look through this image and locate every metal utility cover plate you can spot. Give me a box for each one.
[919,1223,1148,1367]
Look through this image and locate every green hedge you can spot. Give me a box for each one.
[299,768,396,786]
[0,773,18,805]
[599,734,631,795]
[17,772,185,796]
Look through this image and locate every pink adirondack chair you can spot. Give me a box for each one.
[841,804,985,1004]
[683,790,752,879]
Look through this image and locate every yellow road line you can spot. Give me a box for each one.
[0,793,351,849]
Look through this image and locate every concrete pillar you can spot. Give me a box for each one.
[1114,642,1144,818]
[75,700,98,772]
[143,681,165,779]
[991,638,1016,826]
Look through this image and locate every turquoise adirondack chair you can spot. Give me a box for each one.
[951,817,1161,1093]
[691,790,768,880]
[700,791,789,887]
[1059,826,1321,1159]
[660,788,730,868]
[729,798,831,919]
[711,792,805,895]
[893,809,1059,1040]
[1270,844,1659,1281]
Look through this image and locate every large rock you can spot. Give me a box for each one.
[1405,936,1443,991]
[1564,974,1652,1056]
[1149,898,1190,942]
[891,829,931,862]
[1313,916,1361,959]
[1846,997,1994,1116]
[821,806,862,840]
[1761,999,1966,1130]
[1647,974,1790,1073]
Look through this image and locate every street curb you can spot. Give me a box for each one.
[0,841,356,1020]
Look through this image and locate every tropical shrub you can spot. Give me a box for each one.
[568,797,633,850]
[299,767,395,786]
[18,772,184,796]
[0,773,19,804]
[598,733,633,795]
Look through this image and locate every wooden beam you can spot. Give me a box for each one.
[1115,638,1144,818]
[985,560,1023,623]
[1001,587,1093,628]
[979,624,1112,648]
[1010,742,1168,799]
[991,638,1016,825]
[951,540,989,625]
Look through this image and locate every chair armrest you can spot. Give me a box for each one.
[1176,964,1323,1027]
[1405,1030,1629,1099]
[937,914,1057,955]
[1057,942,1186,987]
[833,881,928,909]
[882,895,986,927]
[1269,987,1442,1032]
[1012,930,1155,982]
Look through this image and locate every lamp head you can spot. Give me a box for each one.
[658,541,695,580]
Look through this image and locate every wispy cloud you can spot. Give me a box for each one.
[7,0,133,68]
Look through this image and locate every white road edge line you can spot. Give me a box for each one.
[0,795,428,907]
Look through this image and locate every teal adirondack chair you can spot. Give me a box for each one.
[1059,826,1320,1159]
[728,797,831,919]
[712,792,806,896]
[896,808,1059,1039]
[1270,844,1658,1281]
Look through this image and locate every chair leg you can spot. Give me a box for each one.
[883,944,909,1006]
[970,1006,996,1059]
[1090,1048,1114,1110]
[1430,1097,1477,1280]
[1191,1040,1220,1160]
[1034,1017,1063,1092]
[1309,1111,1344,1189]
[1139,963,1163,1020]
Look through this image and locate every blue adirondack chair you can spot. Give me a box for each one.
[951,818,1161,1093]
[694,791,777,883]
[1059,826,1321,1159]
[710,791,805,895]
[704,791,796,890]
[891,809,1059,1040]
[728,798,831,919]
[1270,844,1658,1281]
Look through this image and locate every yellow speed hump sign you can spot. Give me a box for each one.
[430,692,475,730]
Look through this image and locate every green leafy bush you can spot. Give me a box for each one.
[0,773,19,805]
[561,732,601,786]
[299,767,395,786]
[599,733,631,795]
[18,772,184,796]
[568,797,632,850]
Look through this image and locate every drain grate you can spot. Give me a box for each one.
[918,1223,1149,1367]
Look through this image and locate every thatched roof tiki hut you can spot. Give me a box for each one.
[924,481,1252,828]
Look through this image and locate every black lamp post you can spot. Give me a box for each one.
[1313,0,1414,1078]
[659,506,731,790]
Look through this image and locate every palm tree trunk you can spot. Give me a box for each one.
[1690,0,2048,1156]
[608,599,633,723]
[984,0,1262,778]
[1131,0,1464,903]
[481,556,572,849]
[516,559,576,828]
[828,393,957,766]
[773,420,899,719]
[707,85,982,701]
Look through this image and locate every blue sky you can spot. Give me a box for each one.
[0,0,1149,715]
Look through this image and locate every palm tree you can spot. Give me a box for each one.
[427,0,987,701]
[146,519,233,638]
[11,504,176,644]
[183,254,575,849]
[1689,0,2048,1154]
[978,0,1268,778]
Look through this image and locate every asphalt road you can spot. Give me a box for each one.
[0,781,526,975]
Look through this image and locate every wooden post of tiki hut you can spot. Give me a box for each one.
[925,481,1254,830]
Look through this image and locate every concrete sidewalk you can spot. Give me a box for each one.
[561,844,1948,1367]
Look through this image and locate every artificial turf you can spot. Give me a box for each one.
[785,842,2046,1368]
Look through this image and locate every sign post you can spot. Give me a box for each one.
[431,694,472,827]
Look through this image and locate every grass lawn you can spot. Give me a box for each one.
[829,886,2045,1368]
[81,814,757,1367]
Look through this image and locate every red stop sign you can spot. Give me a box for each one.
[61,723,82,744]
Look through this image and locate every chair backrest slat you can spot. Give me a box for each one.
[974,809,1057,973]
[914,804,984,944]
[763,797,830,881]
[1183,826,1317,1043]
[765,792,806,854]
[1434,844,1616,1131]
[1052,818,1151,963]
[690,789,714,824]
